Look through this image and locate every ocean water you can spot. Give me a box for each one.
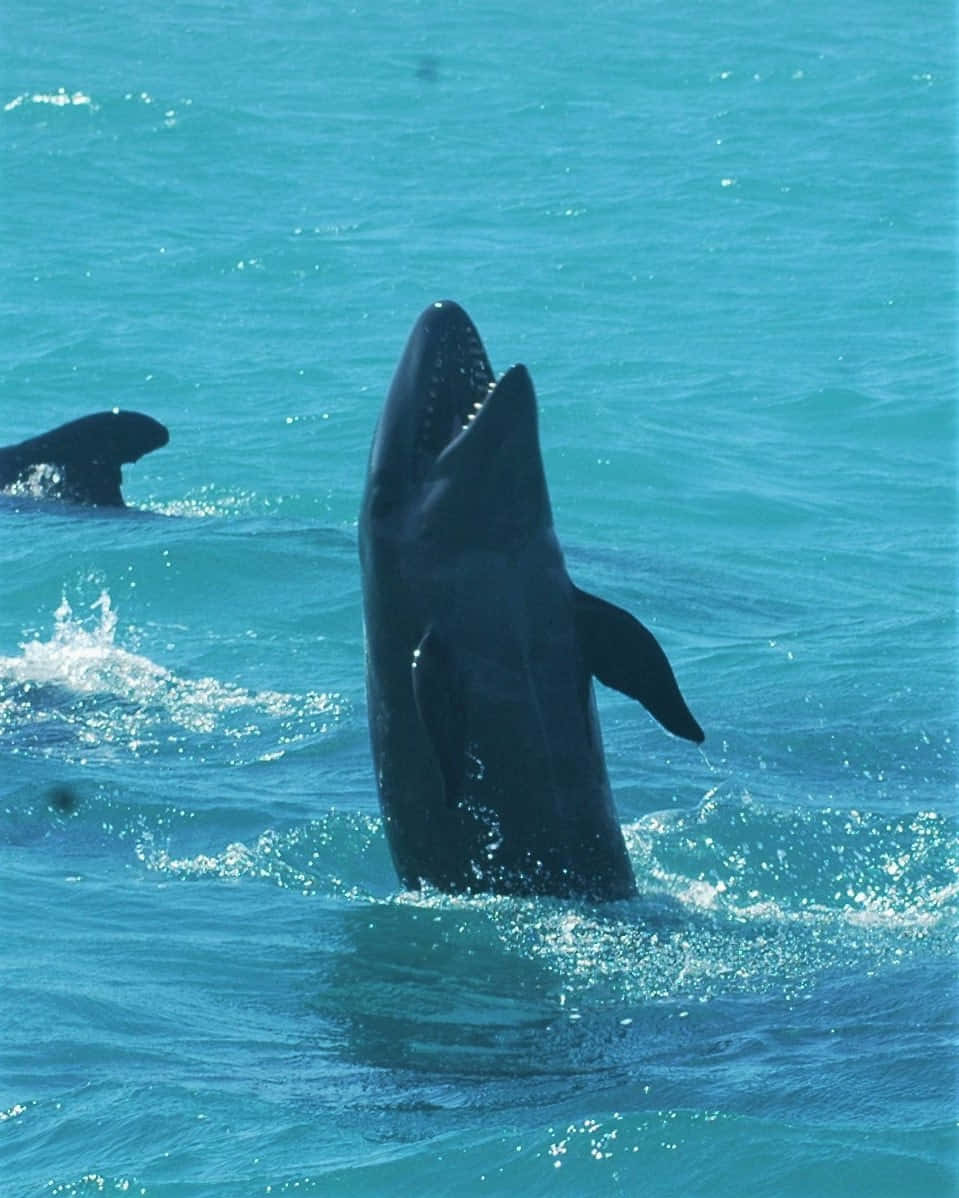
[1,0,956,1194]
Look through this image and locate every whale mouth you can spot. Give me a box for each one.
[364,300,545,542]
[414,303,497,462]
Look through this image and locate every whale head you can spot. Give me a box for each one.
[361,300,551,551]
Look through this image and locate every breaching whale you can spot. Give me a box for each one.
[0,410,169,507]
[359,300,704,901]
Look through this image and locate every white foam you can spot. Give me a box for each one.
[0,591,342,755]
[3,88,96,111]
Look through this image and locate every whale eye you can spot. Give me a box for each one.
[369,485,393,519]
[366,474,402,521]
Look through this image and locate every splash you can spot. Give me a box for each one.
[0,591,343,763]
[628,793,959,933]
[7,592,127,695]
[379,791,958,1008]
[3,88,96,112]
[144,485,269,519]
[2,463,67,500]
[133,810,388,902]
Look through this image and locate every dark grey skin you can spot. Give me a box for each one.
[0,410,169,506]
[359,301,704,901]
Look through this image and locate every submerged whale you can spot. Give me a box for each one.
[0,410,169,507]
[359,300,704,901]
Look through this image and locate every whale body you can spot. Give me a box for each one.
[359,300,703,900]
[0,410,169,507]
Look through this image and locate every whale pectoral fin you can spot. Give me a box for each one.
[574,586,705,744]
[411,627,468,807]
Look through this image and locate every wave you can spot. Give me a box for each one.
[127,789,956,1009]
[4,595,952,1011]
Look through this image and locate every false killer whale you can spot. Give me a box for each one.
[359,300,704,901]
[0,410,169,507]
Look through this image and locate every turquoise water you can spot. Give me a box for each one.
[2,1,956,1194]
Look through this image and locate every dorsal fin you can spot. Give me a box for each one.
[0,411,169,506]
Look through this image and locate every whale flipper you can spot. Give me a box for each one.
[574,586,704,743]
[0,411,169,507]
[411,627,468,808]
